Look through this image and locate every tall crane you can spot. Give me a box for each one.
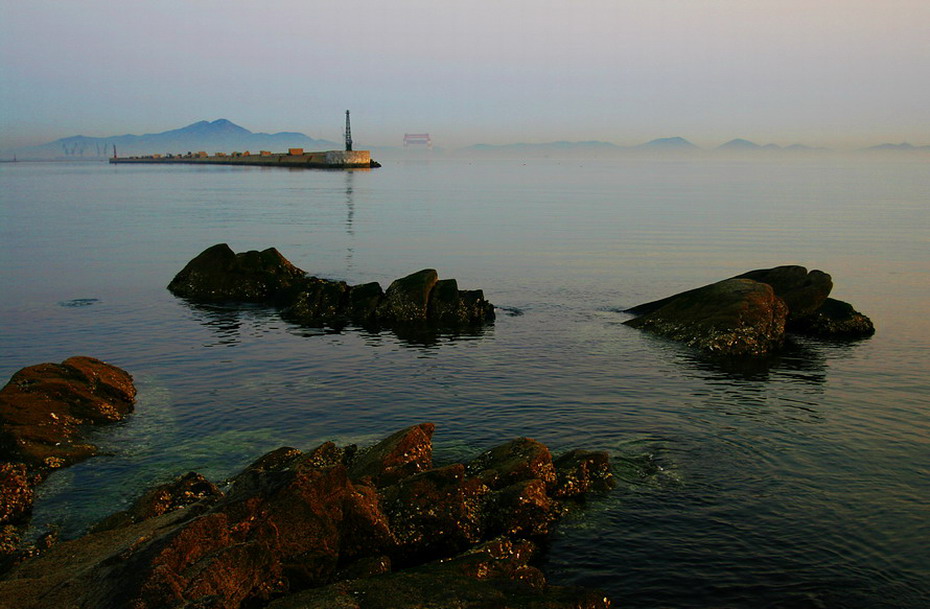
[345,110,353,152]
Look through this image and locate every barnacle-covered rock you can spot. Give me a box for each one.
[625,278,788,356]
[0,357,136,469]
[0,424,613,609]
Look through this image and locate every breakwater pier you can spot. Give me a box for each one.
[109,148,378,169]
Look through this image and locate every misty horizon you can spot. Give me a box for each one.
[4,117,930,160]
[3,1,929,153]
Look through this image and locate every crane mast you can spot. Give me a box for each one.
[345,110,353,152]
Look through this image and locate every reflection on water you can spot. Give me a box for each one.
[345,171,355,271]
[59,298,100,308]
[183,302,255,347]
[181,296,495,349]
[677,338,829,383]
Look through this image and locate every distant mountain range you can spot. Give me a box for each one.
[3,121,928,160]
[460,137,702,157]
[462,136,930,157]
[4,119,339,160]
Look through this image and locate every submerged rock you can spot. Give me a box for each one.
[0,356,136,469]
[625,278,788,356]
[0,424,613,609]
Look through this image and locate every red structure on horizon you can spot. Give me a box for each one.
[403,133,432,149]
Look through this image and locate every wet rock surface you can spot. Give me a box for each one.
[0,357,136,570]
[735,266,833,320]
[266,538,611,609]
[0,356,136,469]
[786,297,876,339]
[625,278,789,356]
[0,423,613,609]
[166,243,307,303]
[624,266,874,355]
[169,244,496,330]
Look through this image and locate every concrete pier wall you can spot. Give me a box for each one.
[110,150,373,169]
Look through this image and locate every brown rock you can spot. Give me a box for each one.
[735,265,833,319]
[0,425,614,609]
[484,479,559,538]
[0,463,34,527]
[91,471,223,533]
[428,280,496,325]
[625,278,788,356]
[0,357,136,469]
[266,538,611,609]
[380,464,488,561]
[347,422,435,487]
[466,438,557,492]
[552,449,615,499]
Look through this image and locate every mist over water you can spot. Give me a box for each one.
[1,157,928,608]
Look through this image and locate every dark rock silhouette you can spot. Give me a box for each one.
[0,424,613,608]
[625,266,873,355]
[735,266,832,320]
[169,244,495,330]
[625,278,788,356]
[167,243,307,303]
[787,297,875,338]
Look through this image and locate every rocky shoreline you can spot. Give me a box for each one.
[0,360,613,608]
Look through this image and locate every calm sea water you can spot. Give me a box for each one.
[1,157,928,608]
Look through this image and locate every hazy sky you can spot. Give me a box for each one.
[2,0,928,149]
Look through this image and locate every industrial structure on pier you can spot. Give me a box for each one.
[110,111,378,169]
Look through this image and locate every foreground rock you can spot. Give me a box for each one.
[624,266,874,355]
[267,538,611,609]
[0,357,136,570]
[168,244,495,328]
[0,424,613,609]
[0,356,136,470]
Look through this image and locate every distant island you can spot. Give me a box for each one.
[4,119,339,161]
[3,120,929,161]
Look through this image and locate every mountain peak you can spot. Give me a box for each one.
[177,119,251,136]
[637,136,699,149]
[718,138,761,150]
